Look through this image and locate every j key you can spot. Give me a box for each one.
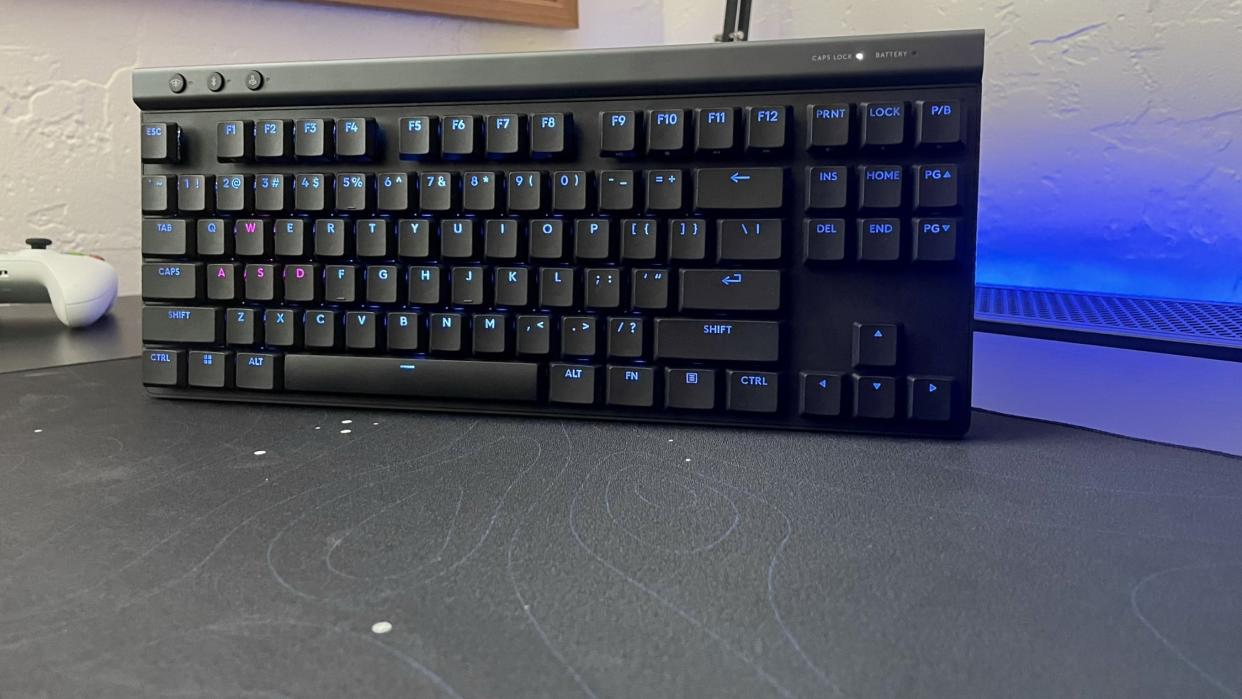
[325,265,359,303]
[726,370,779,413]
[607,366,655,407]
[531,113,569,157]
[366,265,399,304]
[562,316,599,357]
[745,106,787,151]
[283,263,319,302]
[234,219,271,257]
[574,219,611,261]
[441,115,477,158]
[345,311,379,350]
[861,102,906,148]
[620,219,658,260]
[217,120,252,161]
[236,353,281,391]
[399,116,434,159]
[646,170,683,211]
[858,219,902,262]
[668,219,706,260]
[717,219,782,261]
[409,266,442,304]
[804,219,847,262]
[141,176,174,213]
[188,350,234,389]
[680,269,780,312]
[335,117,376,159]
[142,305,221,344]
[607,317,645,358]
[653,318,780,362]
[264,308,300,347]
[853,322,899,367]
[398,219,432,259]
[507,171,542,212]
[600,111,638,155]
[598,170,635,211]
[305,310,340,350]
[647,109,685,152]
[917,100,962,147]
[420,172,453,212]
[807,104,851,150]
[665,368,716,410]
[495,267,530,307]
[255,174,290,212]
[141,122,179,164]
[800,371,844,417]
[441,219,475,259]
[216,174,252,212]
[485,219,519,260]
[695,107,735,152]
[335,173,371,212]
[206,263,241,302]
[356,219,389,258]
[142,262,203,301]
[529,219,565,260]
[463,171,498,211]
[387,312,420,351]
[854,375,896,419]
[287,356,538,401]
[294,174,329,212]
[584,268,622,309]
[807,166,848,210]
[197,219,231,256]
[631,269,669,310]
[908,376,954,421]
[244,263,280,302]
[858,166,903,209]
[274,219,309,257]
[549,363,598,404]
[255,119,292,159]
[539,268,575,308]
[377,173,411,211]
[451,266,486,306]
[227,308,263,346]
[142,348,186,386]
[516,315,552,355]
[485,114,521,157]
[914,165,959,209]
[694,167,783,210]
[177,175,212,212]
[429,313,464,353]
[294,118,331,158]
[552,171,587,211]
[142,218,191,256]
[473,313,509,354]
[912,218,959,262]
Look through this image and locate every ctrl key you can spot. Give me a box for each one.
[726,370,779,413]
[142,348,186,386]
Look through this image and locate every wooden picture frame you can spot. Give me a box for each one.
[321,0,579,28]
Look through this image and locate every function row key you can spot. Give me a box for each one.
[399,113,571,160]
[600,106,788,156]
[214,118,377,162]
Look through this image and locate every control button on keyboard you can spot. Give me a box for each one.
[141,176,174,214]
[366,265,399,304]
[485,113,522,158]
[538,267,575,308]
[275,219,309,257]
[217,120,252,161]
[804,219,846,262]
[584,268,622,309]
[197,219,231,257]
[800,372,843,416]
[305,311,340,351]
[142,262,203,301]
[726,370,779,413]
[294,173,329,212]
[646,109,685,153]
[665,368,716,410]
[335,117,376,159]
[853,322,898,367]
[552,170,587,211]
[255,119,292,159]
[236,353,281,391]
[420,172,454,212]
[335,173,372,212]
[142,348,186,387]
[377,173,411,212]
[495,267,530,307]
[530,113,570,158]
[142,305,221,344]
[914,165,959,209]
[442,115,478,158]
[529,219,565,260]
[606,317,645,358]
[216,174,252,213]
[695,107,735,152]
[283,263,319,302]
[620,219,658,261]
[858,165,903,208]
[516,315,552,355]
[178,174,213,213]
[188,350,233,389]
[717,219,782,261]
[549,363,598,404]
[645,169,683,211]
[234,219,272,257]
[387,312,420,351]
[285,355,538,401]
[912,218,959,262]
[507,171,542,212]
[562,316,599,357]
[654,318,779,362]
[745,106,787,151]
[908,376,953,421]
[485,219,519,260]
[916,100,962,147]
[255,174,290,212]
[860,102,907,148]
[807,104,851,150]
[399,116,434,159]
[345,311,379,350]
[680,269,780,312]
[398,219,432,259]
[473,313,510,355]
[806,166,848,210]
[463,171,498,211]
[243,263,279,302]
[408,265,442,305]
[631,269,669,310]
[853,375,896,418]
[207,71,225,92]
[607,366,655,407]
[600,111,638,155]
[668,219,706,260]
[206,263,241,302]
[142,218,191,257]
[598,170,635,211]
[573,219,612,261]
[264,308,301,348]
[858,219,902,262]
[694,167,783,210]
[141,122,180,163]
[227,308,262,346]
[441,219,476,259]
[294,118,330,159]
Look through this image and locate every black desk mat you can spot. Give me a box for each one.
[1,359,1239,698]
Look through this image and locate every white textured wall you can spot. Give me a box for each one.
[2,0,1240,300]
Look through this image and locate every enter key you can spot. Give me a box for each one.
[679,269,782,312]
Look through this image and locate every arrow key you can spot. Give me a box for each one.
[800,371,844,417]
[908,376,953,421]
[853,322,899,367]
[853,375,896,419]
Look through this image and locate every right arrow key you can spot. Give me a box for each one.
[694,167,784,210]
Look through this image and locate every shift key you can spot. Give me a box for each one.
[654,318,780,362]
[694,167,784,209]
[142,305,221,343]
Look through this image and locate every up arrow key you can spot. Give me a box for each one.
[695,167,784,210]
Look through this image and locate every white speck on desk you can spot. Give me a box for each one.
[341,419,353,425]
[33,429,43,434]
[314,426,321,431]
[340,429,352,435]
[667,438,674,442]
[372,422,379,426]
[684,458,691,462]
[371,621,392,634]
[253,450,267,456]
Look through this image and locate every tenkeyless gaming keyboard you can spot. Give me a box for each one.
[134,30,983,436]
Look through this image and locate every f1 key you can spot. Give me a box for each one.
[694,167,784,210]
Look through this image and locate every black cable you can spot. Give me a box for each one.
[720,0,740,42]
[736,0,753,41]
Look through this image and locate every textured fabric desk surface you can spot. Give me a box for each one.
[1,359,1239,699]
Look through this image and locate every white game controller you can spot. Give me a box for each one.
[0,239,119,327]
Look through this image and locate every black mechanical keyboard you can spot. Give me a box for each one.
[134,30,983,437]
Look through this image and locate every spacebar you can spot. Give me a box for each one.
[284,355,539,402]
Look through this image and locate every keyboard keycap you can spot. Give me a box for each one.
[531,113,569,157]
[335,117,376,159]
[679,269,780,312]
[647,110,685,153]
[552,171,587,211]
[216,174,252,212]
[177,174,212,212]
[485,114,521,157]
[800,372,844,416]
[646,170,684,211]
[598,170,635,211]
[442,115,477,158]
[516,315,552,355]
[377,173,411,212]
[607,366,655,407]
[236,353,281,390]
[399,116,434,159]
[141,122,179,164]
[600,111,638,155]
[549,363,598,404]
[853,322,898,367]
[654,318,779,362]
[745,106,787,151]
[217,120,252,161]
[914,164,959,209]
[387,312,420,350]
[807,104,851,150]
[912,218,959,262]
[286,355,539,401]
[717,219,782,261]
[665,368,716,409]
[858,219,902,262]
[804,219,846,262]
[255,119,292,159]
[861,102,906,148]
[294,118,330,158]
[854,375,896,418]
[908,376,953,420]
[142,218,191,257]
[197,219,230,257]
[807,166,848,210]
[507,171,542,212]
[141,176,174,213]
[207,264,240,301]
[726,370,779,413]
[255,174,289,212]
[142,305,221,344]
[142,348,186,386]
[858,165,903,208]
[142,262,203,301]
[694,167,783,210]
[916,100,962,146]
[695,107,735,152]
[607,317,645,358]
[188,350,233,388]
